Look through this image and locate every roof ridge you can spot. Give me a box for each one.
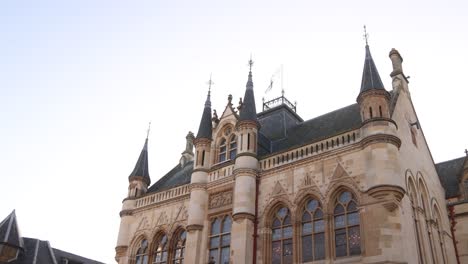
[435,156,465,165]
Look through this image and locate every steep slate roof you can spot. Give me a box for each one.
[9,237,104,264]
[360,45,385,93]
[0,210,23,250]
[239,71,257,122]
[128,138,150,185]
[436,157,465,198]
[196,91,213,139]
[147,161,193,193]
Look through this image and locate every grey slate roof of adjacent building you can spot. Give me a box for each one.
[239,71,257,122]
[0,210,23,250]
[436,157,466,198]
[196,91,213,139]
[360,45,385,93]
[128,138,150,185]
[147,161,194,193]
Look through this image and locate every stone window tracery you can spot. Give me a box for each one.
[333,191,361,258]
[136,239,149,264]
[172,230,186,264]
[152,234,168,264]
[209,215,231,264]
[301,199,325,262]
[217,126,237,163]
[271,207,293,264]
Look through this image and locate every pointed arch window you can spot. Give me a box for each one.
[301,199,325,261]
[209,215,232,264]
[136,239,149,264]
[218,138,227,162]
[153,234,168,264]
[172,230,187,264]
[229,135,237,160]
[272,207,293,264]
[334,191,361,257]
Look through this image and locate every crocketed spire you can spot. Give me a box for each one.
[239,58,257,121]
[128,137,150,185]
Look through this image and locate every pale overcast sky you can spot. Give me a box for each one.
[0,0,467,263]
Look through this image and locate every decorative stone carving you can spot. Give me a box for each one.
[209,190,233,209]
[156,211,169,226]
[137,217,150,231]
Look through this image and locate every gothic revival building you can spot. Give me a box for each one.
[114,43,462,264]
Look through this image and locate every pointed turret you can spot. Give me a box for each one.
[196,88,213,140]
[239,58,257,122]
[0,210,23,262]
[359,44,386,94]
[128,137,150,186]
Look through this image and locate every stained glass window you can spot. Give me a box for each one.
[153,234,168,264]
[301,199,325,262]
[136,239,149,264]
[272,207,293,264]
[209,216,231,264]
[172,230,186,264]
[334,191,360,258]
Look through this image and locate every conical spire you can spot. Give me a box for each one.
[196,78,213,139]
[0,210,24,250]
[128,134,150,185]
[359,44,385,93]
[239,57,257,121]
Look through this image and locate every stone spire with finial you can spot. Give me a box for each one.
[239,55,257,122]
[196,75,214,139]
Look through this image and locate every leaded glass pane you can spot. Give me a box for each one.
[347,212,360,226]
[221,247,230,264]
[143,256,148,264]
[277,207,288,218]
[334,215,345,228]
[307,199,319,211]
[220,146,226,153]
[272,241,281,264]
[334,204,344,214]
[209,249,218,263]
[314,209,323,218]
[283,226,293,238]
[272,228,282,240]
[212,218,221,235]
[283,215,291,225]
[136,256,142,264]
[314,233,325,260]
[335,229,347,257]
[219,153,226,162]
[314,219,325,232]
[229,150,236,160]
[302,222,312,235]
[339,191,352,203]
[349,226,361,255]
[222,216,232,233]
[302,235,313,261]
[221,234,230,246]
[283,239,293,264]
[210,237,220,248]
[272,218,281,228]
[347,201,357,211]
[302,212,311,222]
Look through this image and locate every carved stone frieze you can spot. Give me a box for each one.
[209,190,233,209]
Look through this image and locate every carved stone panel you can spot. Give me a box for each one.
[209,190,233,209]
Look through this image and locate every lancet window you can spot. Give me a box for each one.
[272,207,293,264]
[301,199,325,261]
[333,191,361,257]
[209,215,232,264]
[217,127,237,163]
[136,239,149,264]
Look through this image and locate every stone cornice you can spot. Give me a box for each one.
[361,117,398,129]
[128,175,150,186]
[186,224,203,231]
[232,212,255,222]
[120,210,133,217]
[237,120,260,129]
[192,168,210,173]
[233,168,258,178]
[193,137,211,146]
[360,134,401,149]
[236,152,258,159]
[357,89,391,103]
[190,182,207,191]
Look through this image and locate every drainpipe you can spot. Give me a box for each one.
[253,176,259,264]
[448,205,460,264]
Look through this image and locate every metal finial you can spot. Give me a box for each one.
[248,54,254,72]
[146,122,151,139]
[363,25,369,46]
[465,149,468,156]
[207,73,214,94]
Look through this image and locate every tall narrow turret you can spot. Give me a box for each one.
[127,136,151,198]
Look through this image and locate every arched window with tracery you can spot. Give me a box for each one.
[432,205,446,264]
[333,191,360,258]
[301,198,325,262]
[272,207,293,264]
[172,230,187,264]
[136,239,149,264]
[209,215,231,264]
[408,178,424,262]
[152,234,168,264]
[218,138,227,162]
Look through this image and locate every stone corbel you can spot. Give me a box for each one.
[366,185,405,212]
[115,246,128,262]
